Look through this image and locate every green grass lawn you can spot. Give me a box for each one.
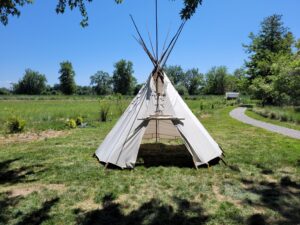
[0,97,299,225]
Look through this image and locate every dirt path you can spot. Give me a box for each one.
[230,107,300,140]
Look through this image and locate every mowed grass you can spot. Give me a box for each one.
[0,97,299,225]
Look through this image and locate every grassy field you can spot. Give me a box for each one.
[0,96,299,225]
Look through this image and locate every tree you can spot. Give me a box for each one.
[112,59,135,95]
[0,0,202,27]
[133,83,144,95]
[164,65,185,85]
[58,61,76,95]
[13,69,47,95]
[233,68,249,94]
[0,87,11,95]
[204,66,228,95]
[76,85,93,95]
[225,75,239,92]
[244,15,298,105]
[270,52,300,105]
[183,68,204,95]
[175,84,188,96]
[244,14,294,80]
[90,71,112,95]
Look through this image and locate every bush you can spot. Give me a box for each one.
[280,114,288,122]
[76,116,83,126]
[252,106,300,124]
[6,117,26,133]
[66,119,77,129]
[269,112,277,119]
[294,106,300,113]
[199,102,204,111]
[175,84,188,96]
[100,102,110,122]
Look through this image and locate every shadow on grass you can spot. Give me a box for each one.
[75,194,209,225]
[242,176,300,225]
[0,158,45,185]
[16,197,59,225]
[0,192,59,225]
[0,192,23,224]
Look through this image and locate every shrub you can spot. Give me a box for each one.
[200,102,204,111]
[6,117,26,133]
[269,112,277,119]
[66,119,77,129]
[175,84,188,96]
[294,106,300,113]
[76,116,83,126]
[100,102,110,122]
[280,114,288,122]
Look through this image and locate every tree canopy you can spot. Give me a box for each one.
[112,59,135,95]
[58,61,76,95]
[183,68,204,95]
[164,65,185,85]
[204,66,228,95]
[13,69,47,95]
[0,0,203,27]
[244,14,299,105]
[90,71,112,95]
[244,14,294,80]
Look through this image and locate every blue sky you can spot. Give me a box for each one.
[0,0,300,88]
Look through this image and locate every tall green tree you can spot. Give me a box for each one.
[58,61,76,95]
[204,66,228,95]
[244,14,294,80]
[90,71,112,95]
[0,0,202,27]
[112,59,135,95]
[183,68,204,95]
[13,69,47,95]
[233,68,249,94]
[244,15,297,105]
[164,65,185,85]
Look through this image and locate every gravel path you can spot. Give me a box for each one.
[230,107,300,140]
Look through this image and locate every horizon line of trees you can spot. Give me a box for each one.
[0,61,247,97]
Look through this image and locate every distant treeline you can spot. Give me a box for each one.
[1,14,299,106]
[0,62,246,97]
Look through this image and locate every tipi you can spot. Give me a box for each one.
[95,8,223,169]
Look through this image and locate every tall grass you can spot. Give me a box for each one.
[250,106,300,124]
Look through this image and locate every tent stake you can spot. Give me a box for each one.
[156,119,158,143]
[207,162,211,170]
[104,162,109,170]
[192,158,198,170]
[220,157,227,166]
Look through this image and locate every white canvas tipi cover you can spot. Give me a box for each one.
[95,73,222,168]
